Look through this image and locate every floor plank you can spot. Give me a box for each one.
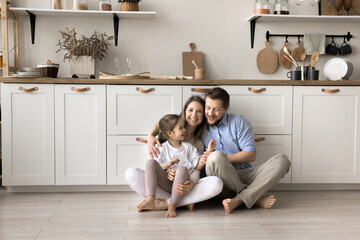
[0,190,360,239]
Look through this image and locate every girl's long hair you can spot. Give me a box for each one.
[158,114,182,144]
[180,96,206,141]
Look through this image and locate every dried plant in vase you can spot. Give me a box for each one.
[118,0,141,11]
[56,28,114,76]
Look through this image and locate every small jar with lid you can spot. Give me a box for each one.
[273,0,290,15]
[253,0,271,14]
[73,0,88,10]
[99,0,112,11]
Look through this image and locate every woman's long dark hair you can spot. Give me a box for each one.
[180,96,206,141]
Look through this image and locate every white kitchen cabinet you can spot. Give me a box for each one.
[55,85,106,185]
[1,83,54,185]
[107,136,149,184]
[293,86,360,183]
[107,85,182,135]
[221,85,293,134]
[182,85,216,102]
[254,135,292,183]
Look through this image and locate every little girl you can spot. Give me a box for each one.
[137,114,215,218]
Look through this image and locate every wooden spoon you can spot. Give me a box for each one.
[300,53,306,66]
[310,51,319,69]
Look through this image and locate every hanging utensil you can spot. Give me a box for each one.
[256,38,278,74]
[279,41,292,69]
[291,40,305,61]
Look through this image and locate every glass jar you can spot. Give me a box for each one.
[73,0,88,10]
[273,0,290,15]
[99,0,112,11]
[253,0,271,14]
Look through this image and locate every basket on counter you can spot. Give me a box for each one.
[37,64,59,78]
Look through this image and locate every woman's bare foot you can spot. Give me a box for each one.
[187,203,195,211]
[222,196,243,214]
[207,139,216,152]
[165,202,177,218]
[255,195,276,209]
[137,197,168,212]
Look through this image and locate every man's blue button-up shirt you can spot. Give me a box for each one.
[203,113,256,169]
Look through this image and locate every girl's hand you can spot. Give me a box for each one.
[167,168,176,181]
[175,180,195,195]
[199,151,212,165]
[170,157,180,166]
[147,134,162,159]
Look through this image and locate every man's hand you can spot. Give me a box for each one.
[175,180,195,195]
[167,168,177,181]
[147,134,162,159]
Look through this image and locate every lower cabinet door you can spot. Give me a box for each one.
[254,135,292,183]
[55,85,106,185]
[107,136,149,185]
[2,83,55,186]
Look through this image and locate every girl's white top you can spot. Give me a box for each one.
[156,141,199,172]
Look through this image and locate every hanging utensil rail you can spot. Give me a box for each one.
[265,31,353,42]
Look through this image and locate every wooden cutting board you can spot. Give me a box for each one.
[256,39,278,74]
[182,43,203,77]
[279,42,292,69]
[291,41,305,61]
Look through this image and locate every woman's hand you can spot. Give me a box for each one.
[175,180,195,195]
[147,134,162,159]
[167,168,176,181]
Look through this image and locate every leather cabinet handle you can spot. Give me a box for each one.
[19,87,38,93]
[71,87,90,92]
[255,137,265,143]
[136,87,155,93]
[136,137,148,144]
[191,88,211,92]
[322,89,340,94]
[248,87,266,93]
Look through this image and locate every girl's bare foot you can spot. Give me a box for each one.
[222,196,243,214]
[187,203,195,211]
[137,197,168,212]
[165,202,177,218]
[207,139,216,152]
[255,195,276,209]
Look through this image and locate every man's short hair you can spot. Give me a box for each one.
[205,87,230,110]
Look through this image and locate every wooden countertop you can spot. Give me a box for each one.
[1,77,360,86]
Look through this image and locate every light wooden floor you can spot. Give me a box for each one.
[1,190,360,240]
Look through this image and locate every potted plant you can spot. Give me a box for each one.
[118,0,141,11]
[56,28,114,77]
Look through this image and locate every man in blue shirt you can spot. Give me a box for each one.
[201,87,291,214]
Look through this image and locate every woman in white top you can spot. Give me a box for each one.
[125,96,223,212]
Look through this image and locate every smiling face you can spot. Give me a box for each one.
[167,118,186,141]
[185,100,204,128]
[205,97,228,126]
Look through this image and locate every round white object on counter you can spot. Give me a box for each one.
[323,58,353,81]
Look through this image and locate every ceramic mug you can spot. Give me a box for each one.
[287,70,301,80]
[309,69,319,80]
[326,42,339,55]
[339,42,352,55]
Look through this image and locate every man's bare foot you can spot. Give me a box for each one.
[187,203,195,211]
[207,139,216,152]
[255,195,276,209]
[165,202,177,218]
[137,198,168,212]
[222,196,243,214]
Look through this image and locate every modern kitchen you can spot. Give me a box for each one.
[1,0,360,239]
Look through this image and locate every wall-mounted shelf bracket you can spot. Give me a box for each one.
[113,13,119,46]
[26,10,36,44]
[250,16,260,49]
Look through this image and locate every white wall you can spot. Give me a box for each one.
[10,0,360,80]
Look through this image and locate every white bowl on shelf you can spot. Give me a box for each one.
[323,58,353,81]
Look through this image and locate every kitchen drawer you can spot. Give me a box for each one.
[182,85,217,102]
[107,136,149,185]
[220,85,293,135]
[107,85,182,135]
[254,134,292,183]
